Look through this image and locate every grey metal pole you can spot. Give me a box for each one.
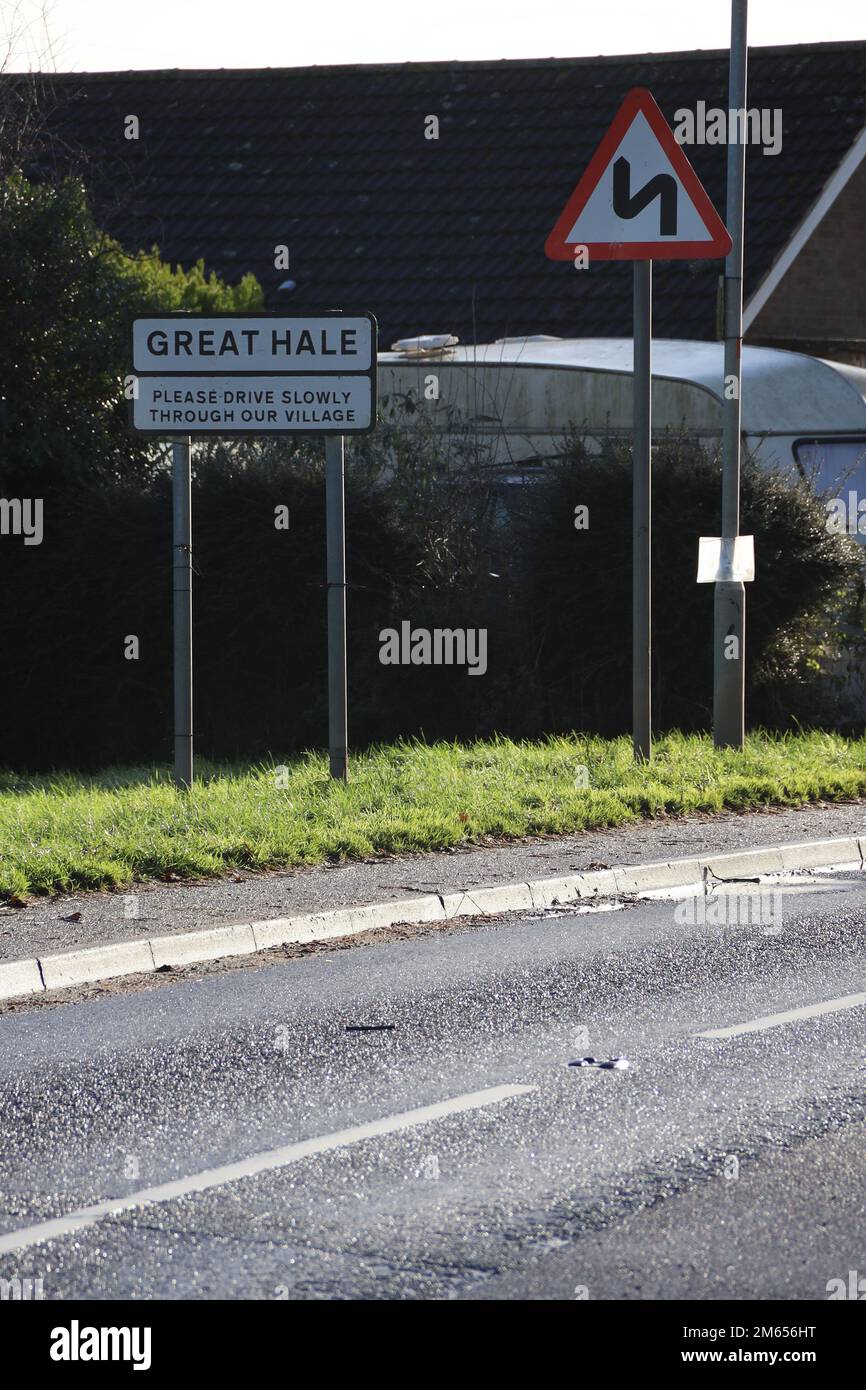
[714,0,748,748]
[172,436,193,788]
[633,260,652,762]
[325,434,348,779]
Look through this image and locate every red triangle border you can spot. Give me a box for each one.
[545,87,733,262]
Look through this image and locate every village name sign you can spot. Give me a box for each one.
[129,310,377,788]
[130,312,377,434]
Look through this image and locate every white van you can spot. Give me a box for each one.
[377,336,866,500]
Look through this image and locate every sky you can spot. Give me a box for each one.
[2,0,864,72]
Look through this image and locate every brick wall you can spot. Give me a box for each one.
[748,152,866,365]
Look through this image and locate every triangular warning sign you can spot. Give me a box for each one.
[545,88,732,261]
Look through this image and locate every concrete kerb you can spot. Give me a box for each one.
[528,870,619,909]
[0,957,45,1003]
[440,883,537,919]
[149,923,258,969]
[780,836,862,871]
[39,939,156,993]
[1,836,863,1004]
[251,894,446,950]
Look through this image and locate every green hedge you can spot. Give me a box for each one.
[0,436,861,771]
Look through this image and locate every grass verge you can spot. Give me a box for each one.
[1,730,864,901]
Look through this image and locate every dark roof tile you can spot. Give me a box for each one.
[10,40,865,347]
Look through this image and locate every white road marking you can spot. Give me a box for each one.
[0,1083,535,1256]
[696,989,866,1040]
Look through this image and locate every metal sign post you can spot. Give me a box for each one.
[172,436,193,789]
[632,263,652,762]
[714,0,748,748]
[131,311,377,785]
[544,87,732,761]
[325,434,348,780]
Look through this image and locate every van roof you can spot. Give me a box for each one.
[378,339,866,436]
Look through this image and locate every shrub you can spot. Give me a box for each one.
[507,433,865,734]
[0,172,262,492]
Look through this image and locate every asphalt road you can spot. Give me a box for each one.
[0,870,864,1300]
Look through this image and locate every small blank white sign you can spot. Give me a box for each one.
[697,536,755,583]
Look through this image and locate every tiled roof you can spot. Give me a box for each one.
[20,40,866,348]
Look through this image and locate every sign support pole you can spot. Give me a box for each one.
[633,260,652,762]
[714,0,748,748]
[325,434,349,780]
[172,436,193,789]
[543,90,730,758]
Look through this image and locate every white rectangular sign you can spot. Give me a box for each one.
[132,375,374,434]
[132,314,375,374]
[696,535,756,583]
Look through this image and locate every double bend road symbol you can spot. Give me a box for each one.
[612,157,678,237]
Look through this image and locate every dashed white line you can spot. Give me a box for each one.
[696,989,866,1040]
[0,1083,535,1256]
